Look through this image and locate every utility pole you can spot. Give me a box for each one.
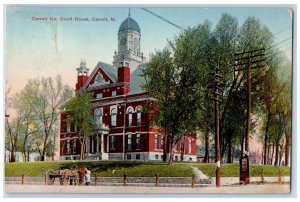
[234,48,265,184]
[213,65,223,187]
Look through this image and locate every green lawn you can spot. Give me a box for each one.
[195,163,290,177]
[5,161,290,177]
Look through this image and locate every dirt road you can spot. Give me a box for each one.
[4,184,290,194]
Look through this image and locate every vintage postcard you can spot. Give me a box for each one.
[4,5,293,195]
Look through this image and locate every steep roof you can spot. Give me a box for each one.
[129,65,147,95]
[97,61,118,82]
[84,61,146,95]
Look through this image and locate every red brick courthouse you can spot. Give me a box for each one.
[59,12,197,161]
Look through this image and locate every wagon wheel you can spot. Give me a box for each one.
[48,176,55,185]
[46,169,56,185]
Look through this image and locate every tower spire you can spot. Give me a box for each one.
[128,8,131,18]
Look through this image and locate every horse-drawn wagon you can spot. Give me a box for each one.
[46,168,86,185]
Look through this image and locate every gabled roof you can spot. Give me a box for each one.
[83,61,147,95]
[97,61,118,82]
[83,61,118,89]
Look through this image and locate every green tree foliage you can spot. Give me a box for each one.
[142,13,292,167]
[66,90,96,160]
[6,76,73,162]
[142,23,212,164]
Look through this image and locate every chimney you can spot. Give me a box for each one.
[118,61,130,83]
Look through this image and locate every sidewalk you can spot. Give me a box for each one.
[4,184,290,194]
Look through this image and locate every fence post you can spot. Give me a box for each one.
[278,169,282,184]
[192,174,195,188]
[123,173,127,186]
[155,173,160,187]
[261,168,264,184]
[45,174,47,185]
[21,175,24,185]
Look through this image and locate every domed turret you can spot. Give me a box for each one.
[118,9,141,33]
[113,9,146,71]
[118,17,141,33]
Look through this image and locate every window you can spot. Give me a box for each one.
[136,134,141,149]
[74,121,77,132]
[155,155,159,160]
[110,136,116,150]
[96,93,103,99]
[175,156,178,161]
[161,136,164,150]
[161,155,163,160]
[73,139,77,153]
[66,122,71,133]
[128,108,133,127]
[67,139,71,154]
[127,134,132,150]
[188,139,192,154]
[112,91,117,97]
[94,108,102,124]
[111,108,117,126]
[127,154,131,160]
[136,154,140,160]
[137,107,141,126]
[154,134,158,150]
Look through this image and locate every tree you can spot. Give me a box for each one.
[7,76,73,161]
[66,90,96,160]
[11,92,39,162]
[142,23,210,164]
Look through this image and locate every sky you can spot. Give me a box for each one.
[5,6,293,96]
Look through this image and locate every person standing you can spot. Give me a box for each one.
[85,168,91,185]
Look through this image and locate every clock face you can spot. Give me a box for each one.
[120,37,127,46]
[134,38,139,49]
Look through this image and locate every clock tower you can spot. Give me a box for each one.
[113,9,145,71]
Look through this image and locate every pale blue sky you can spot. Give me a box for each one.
[5,6,293,94]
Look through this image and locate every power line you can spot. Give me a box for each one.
[273,25,292,37]
[141,8,185,31]
[265,46,292,59]
[265,37,292,51]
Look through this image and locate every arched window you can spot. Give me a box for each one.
[128,108,133,127]
[94,108,102,125]
[137,107,142,126]
[111,108,117,126]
